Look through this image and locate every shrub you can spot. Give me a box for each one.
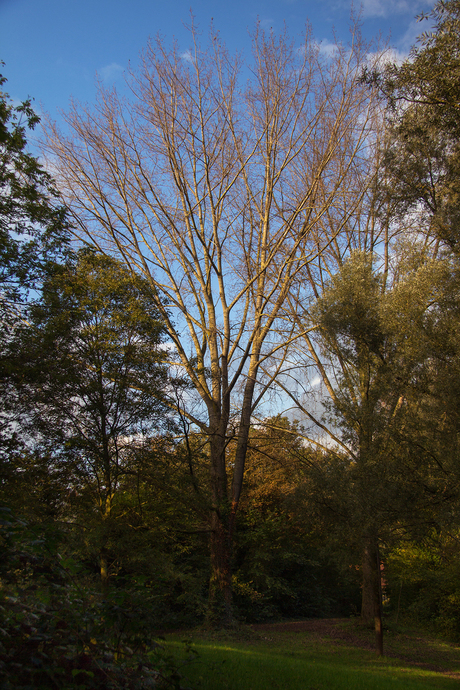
[0,507,197,689]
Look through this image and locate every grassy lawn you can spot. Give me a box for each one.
[164,621,460,690]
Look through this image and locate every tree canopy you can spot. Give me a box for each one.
[369,0,460,251]
[0,72,70,325]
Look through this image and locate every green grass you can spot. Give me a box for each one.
[164,623,460,690]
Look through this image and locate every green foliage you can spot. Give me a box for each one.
[4,248,172,511]
[0,70,70,329]
[312,253,402,456]
[306,250,460,631]
[0,236,212,628]
[20,247,172,446]
[0,247,183,588]
[0,71,71,466]
[0,434,212,627]
[369,0,460,251]
[385,532,460,638]
[311,251,459,511]
[313,252,385,366]
[0,507,197,689]
[232,419,361,621]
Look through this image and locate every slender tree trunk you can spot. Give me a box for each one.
[100,494,111,591]
[100,552,109,591]
[229,362,259,542]
[361,536,383,655]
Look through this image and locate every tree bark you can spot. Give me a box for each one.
[361,536,383,655]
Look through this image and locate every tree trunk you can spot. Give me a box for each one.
[207,510,234,628]
[205,369,257,628]
[100,497,111,591]
[229,361,259,543]
[361,536,383,655]
[205,427,234,628]
[100,552,109,591]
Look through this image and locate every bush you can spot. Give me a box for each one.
[0,507,197,689]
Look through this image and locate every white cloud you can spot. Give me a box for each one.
[366,46,409,68]
[310,376,321,388]
[98,62,124,83]
[180,50,195,64]
[315,39,339,58]
[361,0,408,18]
[159,342,177,352]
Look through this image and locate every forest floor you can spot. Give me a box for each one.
[165,619,460,688]
[247,618,460,679]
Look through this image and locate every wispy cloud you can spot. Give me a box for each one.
[98,62,124,83]
[180,50,195,64]
[361,0,409,18]
[259,17,275,31]
[360,0,434,19]
[398,13,435,52]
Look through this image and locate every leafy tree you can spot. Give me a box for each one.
[369,0,460,252]
[0,70,69,330]
[5,249,172,586]
[311,254,402,644]
[290,250,456,652]
[358,0,460,635]
[0,72,70,462]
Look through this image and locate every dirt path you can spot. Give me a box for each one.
[252,618,374,648]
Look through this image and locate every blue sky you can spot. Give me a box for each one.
[1,0,435,121]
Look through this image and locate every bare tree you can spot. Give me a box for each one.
[43,22,378,626]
